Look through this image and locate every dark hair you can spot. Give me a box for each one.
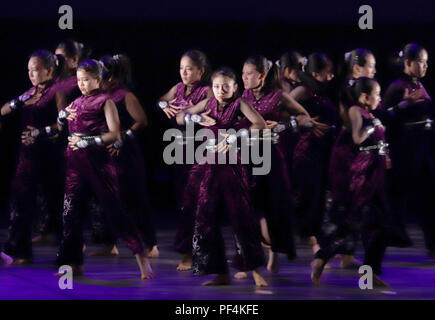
[344,48,373,77]
[211,67,239,98]
[77,59,104,79]
[297,52,333,93]
[244,55,281,93]
[30,49,68,80]
[349,77,379,105]
[100,54,133,88]
[392,43,426,70]
[181,49,211,85]
[57,40,90,61]
[278,51,303,74]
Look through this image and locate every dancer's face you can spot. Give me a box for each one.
[179,56,204,85]
[242,63,264,90]
[212,75,237,103]
[77,69,101,96]
[354,54,376,79]
[312,62,334,82]
[28,57,53,86]
[362,83,381,110]
[55,48,78,71]
[406,49,428,79]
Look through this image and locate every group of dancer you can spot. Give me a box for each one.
[0,40,433,288]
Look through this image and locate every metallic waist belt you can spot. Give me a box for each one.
[359,141,389,156]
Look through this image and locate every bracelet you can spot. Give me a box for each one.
[75,135,104,149]
[184,113,204,125]
[365,125,375,136]
[372,118,382,128]
[225,134,237,145]
[57,109,70,126]
[158,101,169,109]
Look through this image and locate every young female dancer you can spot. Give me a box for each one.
[311,77,389,287]
[276,51,304,94]
[1,50,68,264]
[235,55,327,278]
[175,68,269,286]
[158,50,213,271]
[289,53,338,253]
[89,54,158,258]
[55,60,153,279]
[383,43,434,258]
[33,40,87,244]
[325,48,376,269]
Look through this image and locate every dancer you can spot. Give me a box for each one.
[55,60,153,279]
[276,51,304,94]
[158,50,212,271]
[383,43,434,258]
[324,48,376,269]
[1,50,68,264]
[289,53,338,252]
[88,54,158,258]
[33,40,88,244]
[311,77,389,287]
[235,55,327,279]
[275,51,305,170]
[175,68,268,286]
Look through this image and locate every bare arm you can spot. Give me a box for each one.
[102,99,121,144]
[175,98,210,126]
[159,84,178,101]
[349,106,370,145]
[124,92,148,131]
[239,99,267,130]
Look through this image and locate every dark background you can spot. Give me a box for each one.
[0,1,434,227]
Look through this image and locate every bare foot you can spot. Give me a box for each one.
[234,272,248,279]
[340,255,362,269]
[203,273,231,286]
[146,245,160,259]
[32,234,53,244]
[373,274,389,287]
[176,253,192,271]
[135,253,154,280]
[0,252,13,267]
[311,258,325,286]
[11,258,32,265]
[358,272,389,287]
[252,268,268,287]
[267,249,279,274]
[88,245,119,257]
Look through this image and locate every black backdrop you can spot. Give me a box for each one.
[0,3,434,226]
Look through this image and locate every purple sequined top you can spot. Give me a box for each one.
[172,82,210,108]
[19,79,59,130]
[204,97,242,134]
[67,90,110,134]
[242,89,282,121]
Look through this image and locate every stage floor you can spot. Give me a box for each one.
[0,225,434,300]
